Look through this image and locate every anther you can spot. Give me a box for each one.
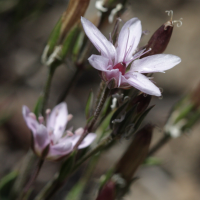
[46,109,51,115]
[66,130,74,137]
[67,114,73,121]
[29,113,36,120]
[38,116,44,124]
[75,127,84,135]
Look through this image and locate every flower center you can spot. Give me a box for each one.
[113,62,126,75]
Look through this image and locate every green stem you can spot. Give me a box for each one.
[41,67,56,115]
[10,151,36,200]
[74,84,110,150]
[34,135,112,200]
[56,67,82,104]
[18,159,44,200]
[148,134,171,157]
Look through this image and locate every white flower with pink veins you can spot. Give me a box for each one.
[81,17,181,96]
[22,102,96,160]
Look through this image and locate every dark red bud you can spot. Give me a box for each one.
[115,124,153,182]
[141,20,173,58]
[96,181,115,200]
[190,81,200,108]
[113,62,126,75]
[131,93,152,113]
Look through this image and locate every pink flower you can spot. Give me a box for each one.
[81,17,181,96]
[22,102,96,160]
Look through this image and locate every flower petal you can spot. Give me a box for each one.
[130,54,181,73]
[47,102,68,140]
[69,133,96,149]
[125,72,161,96]
[88,55,110,71]
[81,17,116,63]
[78,133,96,149]
[47,140,73,160]
[22,105,39,133]
[33,124,50,155]
[116,18,142,64]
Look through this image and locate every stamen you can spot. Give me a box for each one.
[95,0,108,12]
[46,108,51,122]
[38,116,44,124]
[67,114,73,121]
[165,10,183,28]
[165,10,173,21]
[46,109,51,115]
[173,18,183,27]
[126,48,152,63]
[75,127,84,135]
[66,130,74,137]
[28,113,36,120]
[108,3,123,23]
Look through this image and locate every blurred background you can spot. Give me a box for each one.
[0,0,200,199]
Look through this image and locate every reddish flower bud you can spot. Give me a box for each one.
[96,181,115,200]
[115,124,153,182]
[141,10,182,58]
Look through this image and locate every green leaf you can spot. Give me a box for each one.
[143,157,161,166]
[174,103,194,124]
[58,151,76,181]
[0,171,18,199]
[60,25,80,59]
[47,18,62,55]
[134,105,155,133]
[85,90,94,119]
[65,180,85,200]
[34,95,43,118]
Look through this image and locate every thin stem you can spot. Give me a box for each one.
[56,67,82,104]
[94,81,106,109]
[34,135,112,200]
[148,134,171,157]
[19,159,44,200]
[41,67,56,115]
[74,84,110,150]
[11,151,36,200]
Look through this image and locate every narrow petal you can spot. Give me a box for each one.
[88,55,110,71]
[47,102,68,140]
[22,105,39,133]
[130,54,181,73]
[125,72,161,96]
[33,124,50,155]
[69,133,96,149]
[78,133,96,149]
[47,141,73,160]
[81,17,116,63]
[116,18,142,64]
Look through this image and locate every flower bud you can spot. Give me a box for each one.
[141,10,182,58]
[96,181,115,200]
[115,124,153,182]
[141,21,173,58]
[42,0,90,66]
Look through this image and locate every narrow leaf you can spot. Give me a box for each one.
[85,90,94,119]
